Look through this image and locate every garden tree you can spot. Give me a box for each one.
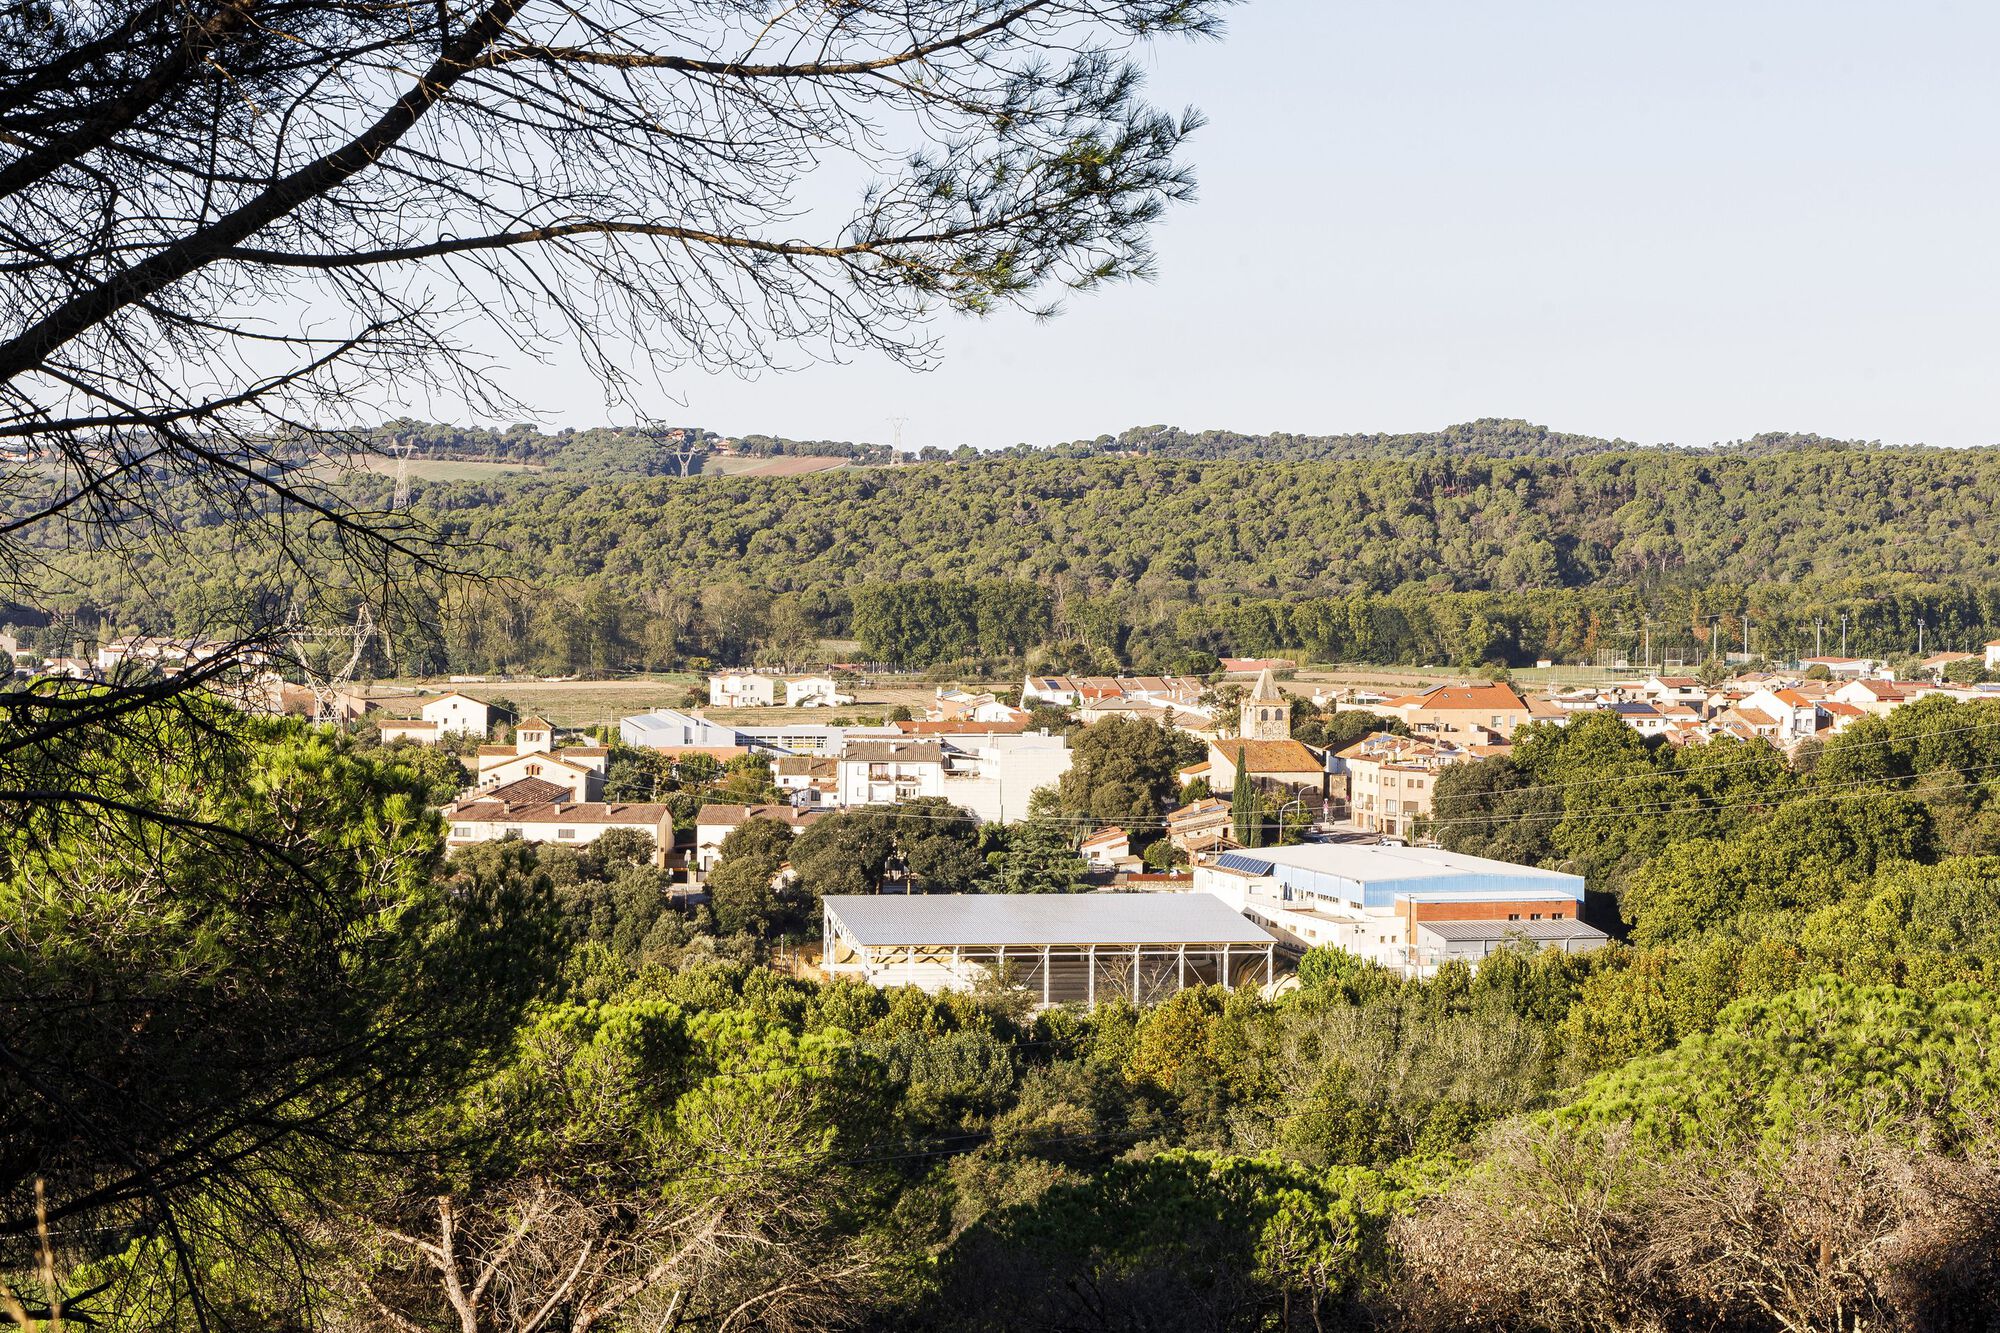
[0,712,557,1324]
[706,816,800,937]
[338,984,906,1332]
[352,733,481,804]
[990,788,1092,894]
[1797,857,2000,993]
[1291,703,1405,753]
[1622,793,1936,946]
[788,800,986,904]
[1398,980,2000,1333]
[2,0,1228,835]
[1055,715,1202,828]
[928,1150,1399,1331]
[601,745,671,801]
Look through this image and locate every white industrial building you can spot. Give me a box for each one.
[1194,844,1603,978]
[619,707,744,749]
[822,893,1279,1005]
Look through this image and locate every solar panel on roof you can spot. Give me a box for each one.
[1214,851,1276,876]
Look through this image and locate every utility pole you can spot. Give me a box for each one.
[1840,613,1849,656]
[1814,617,1824,657]
[1918,617,1926,658]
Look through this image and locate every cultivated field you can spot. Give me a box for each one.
[699,454,852,478]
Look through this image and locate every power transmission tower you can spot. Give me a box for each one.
[392,439,414,510]
[887,416,909,459]
[282,604,377,721]
[642,425,705,476]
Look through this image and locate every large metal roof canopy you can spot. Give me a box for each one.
[823,892,1274,949]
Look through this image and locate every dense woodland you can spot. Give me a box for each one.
[14,426,2000,676]
[8,698,2000,1330]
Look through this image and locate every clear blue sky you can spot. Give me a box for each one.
[498,1,2000,450]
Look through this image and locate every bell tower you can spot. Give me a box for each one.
[1239,668,1289,740]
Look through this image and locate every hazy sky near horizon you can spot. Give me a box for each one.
[478,1,2000,451]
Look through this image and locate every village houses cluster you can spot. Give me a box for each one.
[19,637,2000,1002]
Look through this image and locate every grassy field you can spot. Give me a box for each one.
[364,674,988,728]
[341,455,545,482]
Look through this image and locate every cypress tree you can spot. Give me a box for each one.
[1230,750,1263,848]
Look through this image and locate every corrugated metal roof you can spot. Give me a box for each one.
[1417,919,1608,944]
[1228,843,1584,887]
[824,892,1277,948]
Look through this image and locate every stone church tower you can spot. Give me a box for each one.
[1239,668,1290,740]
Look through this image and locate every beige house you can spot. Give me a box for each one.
[1164,797,1233,855]
[1336,732,1483,838]
[836,741,946,806]
[692,802,829,875]
[444,777,674,865]
[1377,682,1532,743]
[1079,827,1134,869]
[1832,678,1935,717]
[470,717,609,800]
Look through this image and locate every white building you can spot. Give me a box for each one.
[377,718,442,745]
[836,741,947,806]
[709,672,778,707]
[822,893,1279,1003]
[937,733,1074,825]
[784,675,852,708]
[734,723,886,755]
[1194,843,1600,978]
[421,691,491,737]
[1798,657,1888,679]
[1986,640,2000,672]
[620,707,744,750]
[707,672,853,709]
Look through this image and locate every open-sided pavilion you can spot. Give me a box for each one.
[821,892,1279,1005]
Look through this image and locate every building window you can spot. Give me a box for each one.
[1508,913,1520,921]
[1530,913,1542,920]
[557,828,577,839]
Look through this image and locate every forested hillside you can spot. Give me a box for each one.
[17,431,2000,675]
